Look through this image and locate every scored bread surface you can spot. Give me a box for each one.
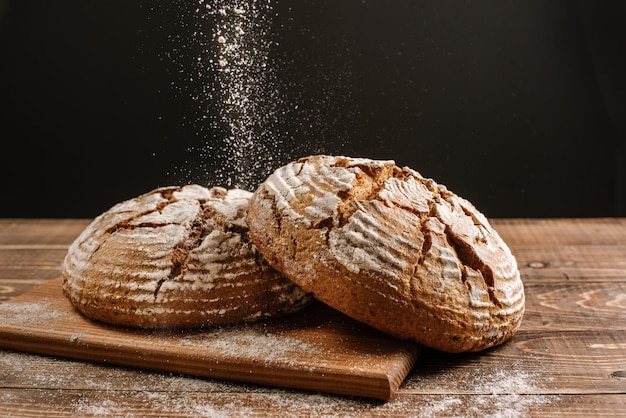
[246,155,525,353]
[62,185,311,329]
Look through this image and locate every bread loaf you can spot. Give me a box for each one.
[246,155,525,352]
[62,185,311,329]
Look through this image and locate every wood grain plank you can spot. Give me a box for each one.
[491,219,626,284]
[0,246,69,299]
[0,220,84,299]
[405,329,626,395]
[0,219,89,246]
[3,218,625,288]
[3,328,624,397]
[515,245,626,283]
[0,278,420,401]
[1,388,624,417]
[0,248,67,270]
[522,282,626,331]
[2,218,625,248]
[2,218,626,415]
[492,218,626,247]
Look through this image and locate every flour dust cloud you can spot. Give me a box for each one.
[162,0,284,191]
[155,0,356,192]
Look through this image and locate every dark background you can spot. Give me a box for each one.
[1,0,624,218]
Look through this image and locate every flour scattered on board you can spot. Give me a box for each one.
[2,349,559,417]
[179,326,323,368]
[0,300,66,326]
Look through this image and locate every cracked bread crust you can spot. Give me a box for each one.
[62,185,311,329]
[246,155,525,353]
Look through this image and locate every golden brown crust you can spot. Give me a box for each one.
[62,185,311,329]
[246,155,525,352]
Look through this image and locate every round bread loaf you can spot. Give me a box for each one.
[62,185,311,329]
[246,155,525,353]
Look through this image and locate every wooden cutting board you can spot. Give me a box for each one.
[0,278,420,401]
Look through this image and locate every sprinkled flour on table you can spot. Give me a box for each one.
[399,368,558,418]
[1,347,558,417]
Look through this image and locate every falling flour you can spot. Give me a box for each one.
[202,0,282,189]
[158,0,356,191]
[161,0,288,191]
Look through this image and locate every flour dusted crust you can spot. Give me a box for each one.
[62,185,311,329]
[246,155,525,353]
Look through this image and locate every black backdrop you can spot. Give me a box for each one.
[1,0,624,218]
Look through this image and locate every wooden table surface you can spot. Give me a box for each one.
[1,218,625,417]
